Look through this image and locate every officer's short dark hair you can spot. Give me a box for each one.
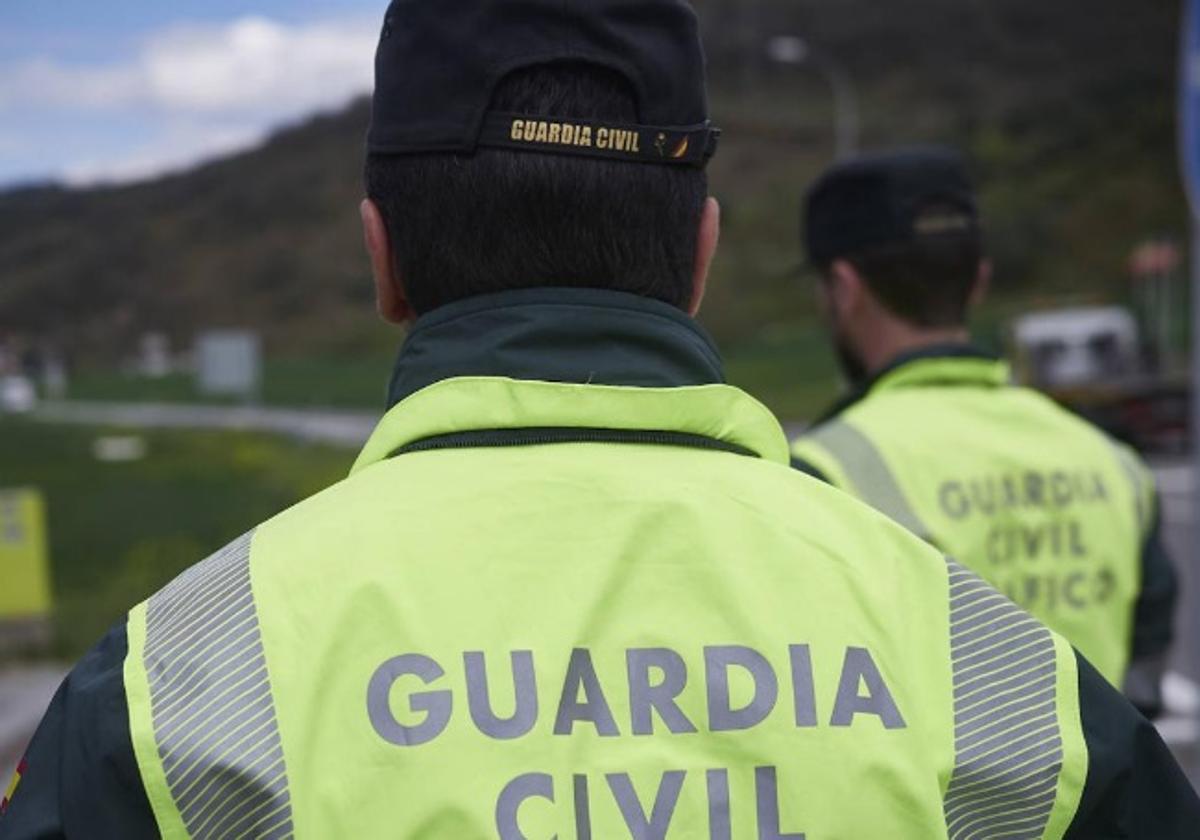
[820,211,984,330]
[365,63,707,316]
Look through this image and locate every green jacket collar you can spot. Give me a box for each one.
[386,287,725,408]
[815,344,1010,426]
[356,289,789,473]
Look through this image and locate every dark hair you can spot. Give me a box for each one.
[823,223,984,329]
[364,63,707,316]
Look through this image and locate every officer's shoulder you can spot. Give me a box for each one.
[792,388,907,443]
[222,442,949,584]
[1010,384,1155,467]
[788,398,887,489]
[740,453,952,564]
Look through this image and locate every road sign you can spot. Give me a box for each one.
[0,490,52,634]
[1184,0,1200,215]
[196,330,262,400]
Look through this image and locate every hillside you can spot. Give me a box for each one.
[0,0,1188,412]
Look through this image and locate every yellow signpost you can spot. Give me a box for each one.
[0,489,53,652]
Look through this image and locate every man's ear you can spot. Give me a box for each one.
[688,197,721,317]
[360,199,414,325]
[970,259,993,310]
[827,258,866,319]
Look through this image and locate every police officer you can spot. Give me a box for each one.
[792,147,1180,717]
[3,5,1197,839]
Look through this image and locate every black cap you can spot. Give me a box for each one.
[368,0,719,168]
[804,147,980,266]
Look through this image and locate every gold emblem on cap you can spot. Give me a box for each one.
[914,211,973,235]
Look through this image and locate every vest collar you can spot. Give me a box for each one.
[386,287,725,407]
[872,345,1012,393]
[355,288,790,473]
[816,344,1010,425]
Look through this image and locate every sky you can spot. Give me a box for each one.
[0,0,386,187]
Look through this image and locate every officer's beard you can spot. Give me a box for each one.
[830,320,870,391]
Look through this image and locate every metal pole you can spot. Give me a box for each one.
[766,37,861,162]
[1185,1,1200,780]
[824,60,861,160]
[1191,218,1200,713]
[807,55,860,161]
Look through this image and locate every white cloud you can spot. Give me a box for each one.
[0,15,378,184]
[0,58,143,110]
[0,16,377,116]
[139,17,377,115]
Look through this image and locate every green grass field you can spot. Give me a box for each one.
[0,420,353,659]
[64,354,396,411]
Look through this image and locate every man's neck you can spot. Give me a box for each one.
[861,325,971,378]
[386,287,725,407]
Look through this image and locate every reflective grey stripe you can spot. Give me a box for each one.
[144,532,294,840]
[807,420,931,539]
[943,558,1062,840]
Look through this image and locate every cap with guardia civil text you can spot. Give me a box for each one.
[368,0,719,168]
[804,147,980,267]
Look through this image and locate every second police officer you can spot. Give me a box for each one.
[792,148,1179,717]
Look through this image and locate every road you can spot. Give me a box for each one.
[1151,459,1200,782]
[0,666,65,790]
[31,400,381,448]
[1156,460,1198,684]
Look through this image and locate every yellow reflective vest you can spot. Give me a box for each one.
[792,350,1156,689]
[121,292,1090,839]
